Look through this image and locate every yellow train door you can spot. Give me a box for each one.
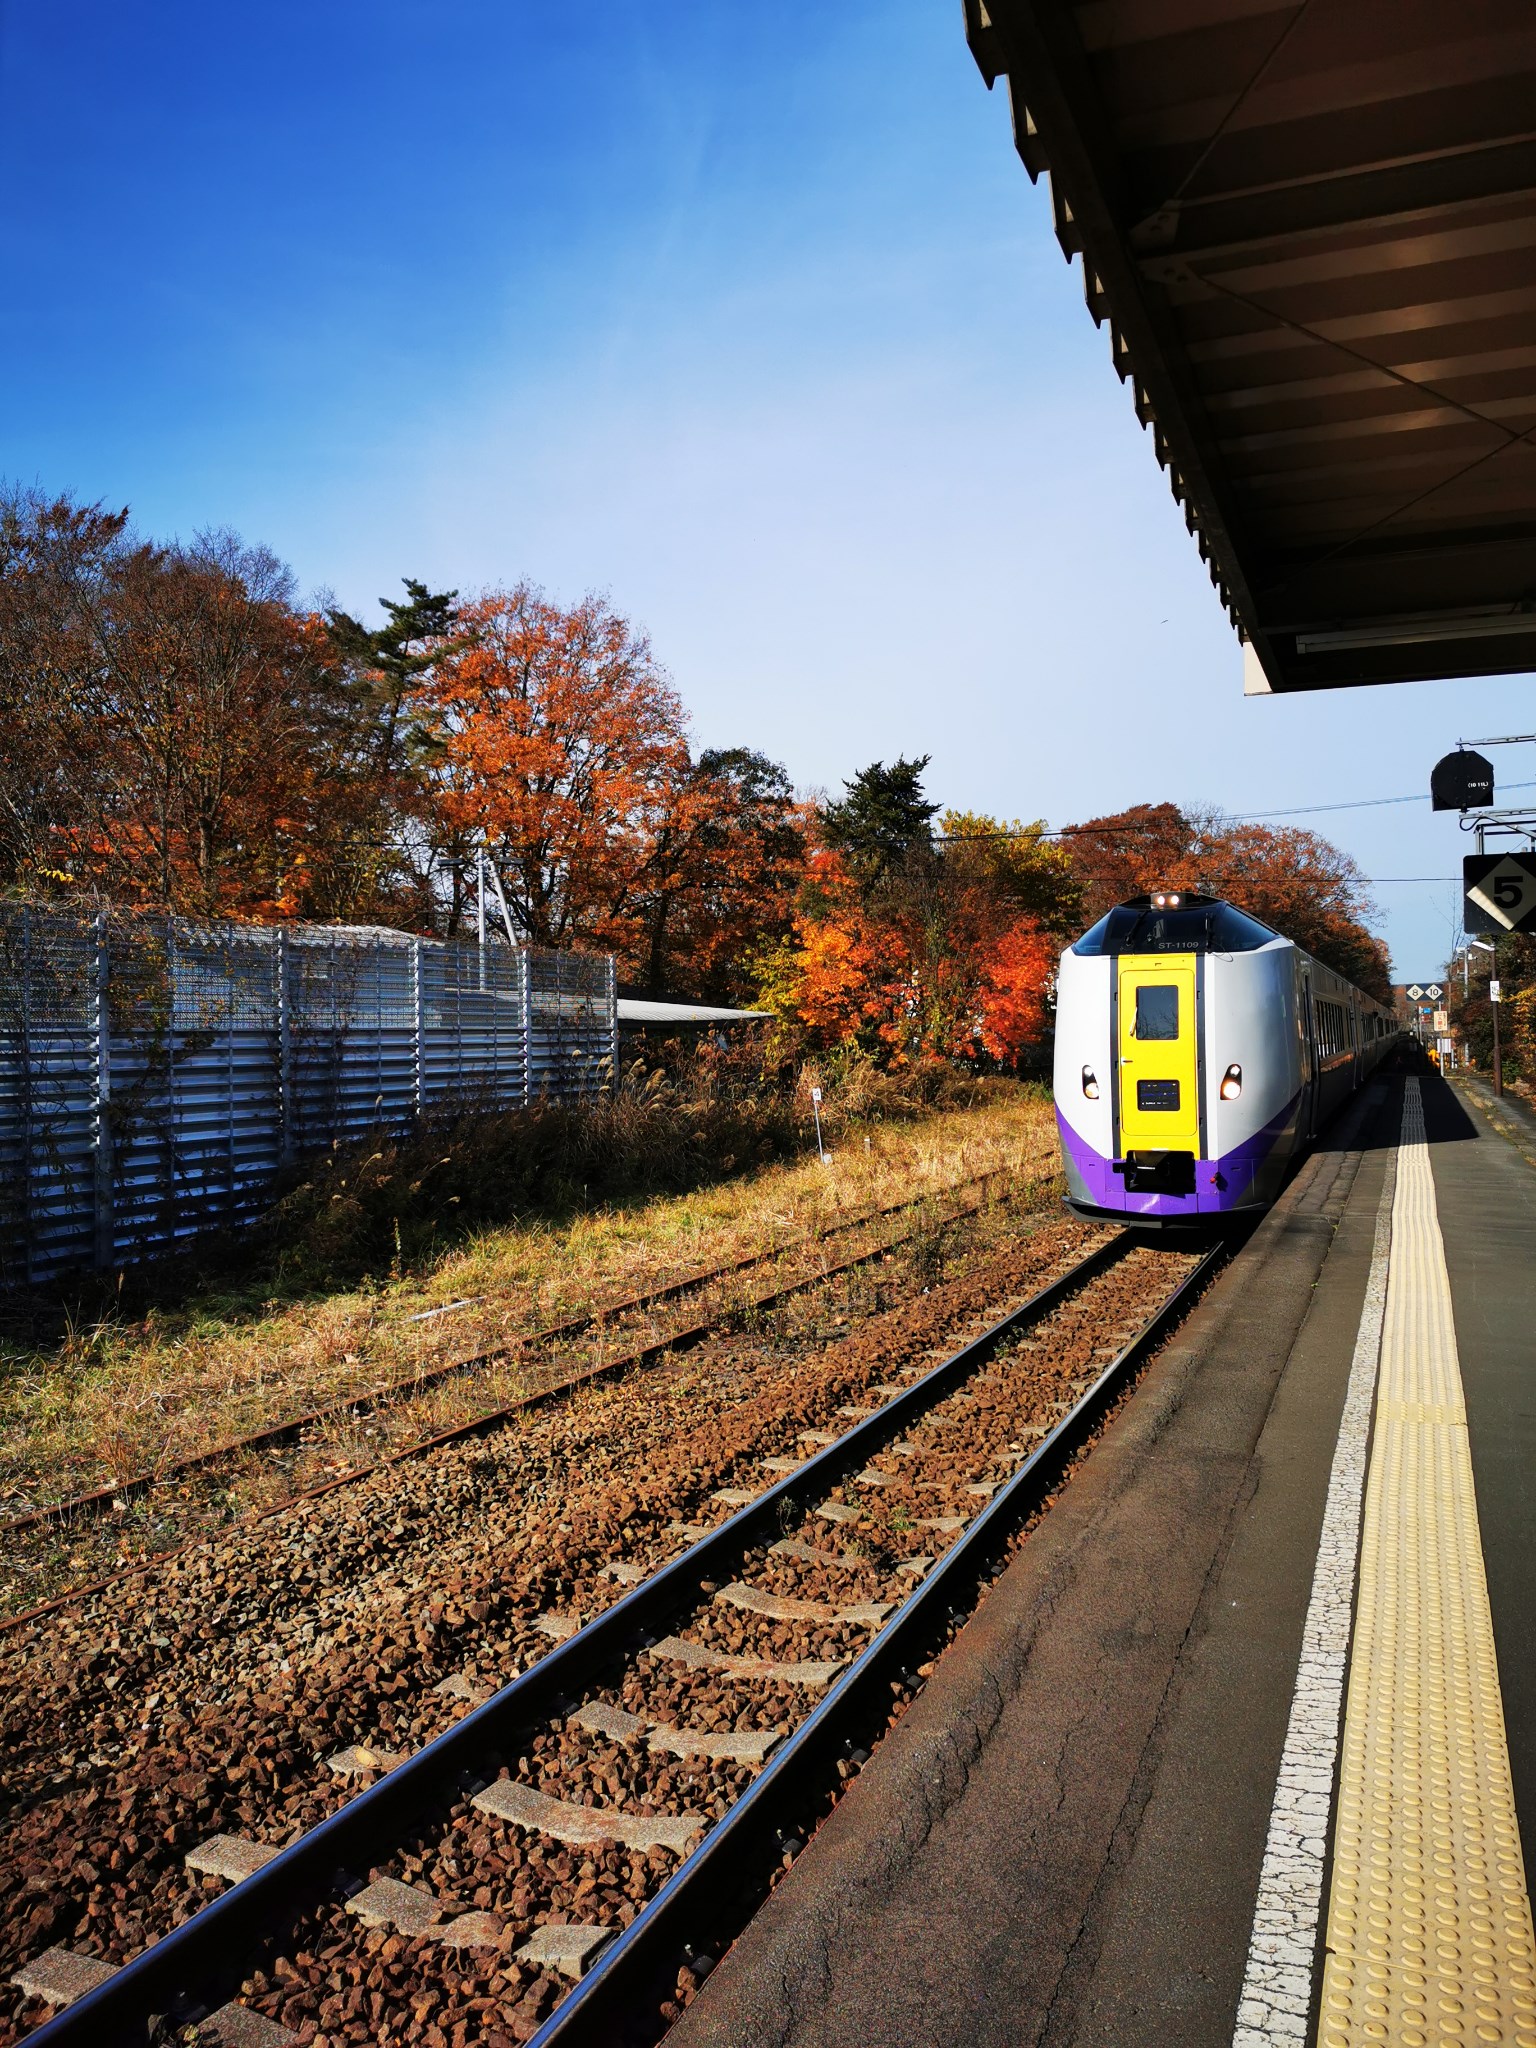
[1117,956,1200,1156]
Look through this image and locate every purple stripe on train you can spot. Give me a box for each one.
[1056,1091,1301,1220]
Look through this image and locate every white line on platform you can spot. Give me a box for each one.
[1231,1107,1399,2047]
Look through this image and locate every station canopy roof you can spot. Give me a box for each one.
[963,1,1536,694]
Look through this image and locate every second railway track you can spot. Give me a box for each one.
[4,1164,1041,1627]
[4,1226,1223,2048]
[7,1165,1023,1540]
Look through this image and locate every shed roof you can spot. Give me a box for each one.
[617,999,771,1027]
[964,0,1536,692]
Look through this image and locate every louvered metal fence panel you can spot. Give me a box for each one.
[0,906,614,1286]
[419,943,527,1111]
[527,949,617,1105]
[4,1030,97,1282]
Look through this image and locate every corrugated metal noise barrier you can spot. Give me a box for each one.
[0,905,617,1285]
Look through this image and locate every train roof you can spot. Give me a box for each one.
[1071,894,1283,958]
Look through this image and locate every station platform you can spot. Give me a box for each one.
[672,1068,1536,2048]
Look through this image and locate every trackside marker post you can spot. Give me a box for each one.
[810,1085,830,1163]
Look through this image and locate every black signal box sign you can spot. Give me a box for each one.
[1465,852,1536,934]
[1432,749,1495,811]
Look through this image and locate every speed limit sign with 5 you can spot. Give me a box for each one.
[1464,853,1536,935]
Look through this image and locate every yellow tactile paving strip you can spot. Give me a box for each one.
[1320,1082,1536,2046]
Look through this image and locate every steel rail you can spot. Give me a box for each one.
[25,1228,1159,2047]
[0,1172,1050,1639]
[6,1165,1017,1538]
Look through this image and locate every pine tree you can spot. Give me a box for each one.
[821,756,938,884]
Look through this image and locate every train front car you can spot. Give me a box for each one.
[1053,892,1304,1225]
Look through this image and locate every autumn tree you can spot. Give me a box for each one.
[84,535,354,915]
[409,583,692,950]
[1059,800,1392,1003]
[630,747,806,1001]
[0,487,127,892]
[0,489,399,920]
[1059,801,1193,923]
[1181,815,1391,1001]
[758,765,1063,1069]
[938,811,1081,933]
[407,584,804,991]
[972,918,1060,1061]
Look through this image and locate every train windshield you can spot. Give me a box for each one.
[1072,898,1278,956]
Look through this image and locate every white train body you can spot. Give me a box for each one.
[1053,893,1396,1222]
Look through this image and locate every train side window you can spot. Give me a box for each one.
[1133,985,1179,1039]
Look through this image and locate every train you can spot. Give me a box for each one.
[1052,891,1398,1224]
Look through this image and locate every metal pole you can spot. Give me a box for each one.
[607,954,617,1095]
[412,938,426,1121]
[19,905,34,1287]
[521,947,533,1108]
[276,928,294,1166]
[477,847,486,992]
[92,910,114,1271]
[487,855,518,951]
[1492,953,1504,1097]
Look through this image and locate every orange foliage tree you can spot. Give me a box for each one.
[408,584,804,995]
[756,772,1078,1069]
[411,584,689,949]
[1058,802,1192,924]
[1060,801,1392,1002]
[1183,818,1391,999]
[972,917,1060,1060]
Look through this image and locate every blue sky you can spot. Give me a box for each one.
[5,0,1531,977]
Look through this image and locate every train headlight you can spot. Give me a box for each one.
[1082,1065,1099,1100]
[1220,1063,1242,1100]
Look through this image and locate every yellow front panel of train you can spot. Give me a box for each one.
[1117,956,1199,1156]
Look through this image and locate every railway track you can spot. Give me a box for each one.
[3,1165,1045,1631]
[7,1164,1022,1540]
[9,1229,1222,2048]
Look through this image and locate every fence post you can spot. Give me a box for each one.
[17,906,35,1287]
[164,912,184,1243]
[276,927,294,1165]
[522,948,534,1107]
[413,938,426,1121]
[92,910,114,1271]
[606,955,617,1094]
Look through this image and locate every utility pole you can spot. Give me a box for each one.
[1491,940,1503,1097]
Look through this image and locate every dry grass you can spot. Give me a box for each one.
[0,1084,1058,1521]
